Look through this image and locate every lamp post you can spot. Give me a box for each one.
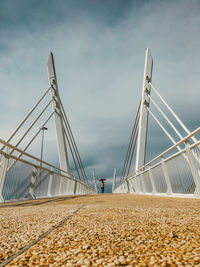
[39,126,48,196]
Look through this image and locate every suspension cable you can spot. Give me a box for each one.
[126,126,139,176]
[6,87,51,145]
[4,86,88,184]
[147,107,181,151]
[121,101,141,180]
[10,99,53,154]
[60,110,88,184]
[62,126,81,181]
[149,95,183,140]
[59,98,88,184]
[7,112,55,173]
[149,82,197,143]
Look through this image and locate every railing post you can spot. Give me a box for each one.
[135,172,141,193]
[84,185,86,195]
[81,183,83,194]
[148,166,157,194]
[128,179,135,193]
[138,174,143,193]
[125,178,130,193]
[185,143,200,196]
[85,185,87,195]
[77,182,80,194]
[112,168,117,193]
[92,169,98,193]
[74,180,77,194]
[0,147,9,202]
[123,181,126,193]
[58,176,63,196]
[161,158,172,195]
[140,173,146,193]
[47,167,53,197]
[29,161,38,199]
[69,179,73,194]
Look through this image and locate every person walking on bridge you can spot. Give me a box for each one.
[100,181,104,193]
[99,178,106,193]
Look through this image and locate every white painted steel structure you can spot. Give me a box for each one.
[92,169,98,194]
[113,128,200,197]
[0,52,95,202]
[1,49,199,201]
[0,138,95,202]
[135,48,153,171]
[47,52,70,175]
[113,49,200,197]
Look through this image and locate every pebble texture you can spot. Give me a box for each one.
[0,198,80,264]
[1,194,200,266]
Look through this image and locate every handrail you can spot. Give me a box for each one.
[113,127,200,192]
[126,127,200,179]
[126,139,200,182]
[0,148,92,189]
[0,138,82,184]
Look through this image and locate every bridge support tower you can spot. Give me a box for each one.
[135,48,153,171]
[47,52,70,175]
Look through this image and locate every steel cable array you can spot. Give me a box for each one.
[120,81,196,183]
[3,86,89,185]
[149,82,197,143]
[120,101,141,182]
[118,80,200,195]
[58,97,89,184]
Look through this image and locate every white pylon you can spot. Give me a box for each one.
[47,52,70,175]
[135,48,153,171]
[92,169,98,193]
[112,168,117,193]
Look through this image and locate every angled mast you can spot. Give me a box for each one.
[135,48,153,171]
[47,52,70,174]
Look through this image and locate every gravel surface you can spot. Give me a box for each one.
[0,198,80,264]
[1,194,200,266]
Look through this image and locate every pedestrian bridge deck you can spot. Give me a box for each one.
[1,194,200,266]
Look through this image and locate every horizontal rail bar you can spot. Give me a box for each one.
[126,139,200,182]
[0,149,93,188]
[113,129,200,192]
[126,127,200,179]
[0,138,79,182]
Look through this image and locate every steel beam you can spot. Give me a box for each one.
[161,158,173,195]
[47,52,70,176]
[0,147,9,202]
[28,161,38,199]
[112,168,117,193]
[148,167,156,194]
[185,143,200,196]
[92,169,98,193]
[135,48,153,171]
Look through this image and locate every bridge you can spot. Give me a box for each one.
[0,49,200,266]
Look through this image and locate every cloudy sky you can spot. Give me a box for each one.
[0,0,200,192]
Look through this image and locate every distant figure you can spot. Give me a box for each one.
[101,181,104,193]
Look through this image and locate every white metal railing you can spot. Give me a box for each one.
[113,127,200,197]
[0,138,96,202]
